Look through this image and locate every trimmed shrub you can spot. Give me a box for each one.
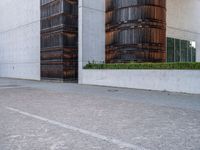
[84,62,200,70]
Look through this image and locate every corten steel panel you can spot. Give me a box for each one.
[106,0,166,63]
[41,0,78,81]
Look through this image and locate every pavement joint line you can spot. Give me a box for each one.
[5,106,150,150]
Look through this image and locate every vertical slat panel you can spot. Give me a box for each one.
[41,0,78,81]
[106,0,166,63]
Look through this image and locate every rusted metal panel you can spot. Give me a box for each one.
[41,0,78,81]
[106,0,166,63]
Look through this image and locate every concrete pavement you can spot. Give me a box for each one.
[0,78,200,150]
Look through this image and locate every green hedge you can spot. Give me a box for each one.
[84,62,200,70]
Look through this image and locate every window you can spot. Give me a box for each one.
[181,40,188,62]
[191,41,196,62]
[167,38,174,62]
[167,37,196,62]
[174,39,180,62]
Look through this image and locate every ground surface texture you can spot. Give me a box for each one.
[0,78,200,150]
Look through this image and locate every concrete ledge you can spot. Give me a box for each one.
[80,69,200,94]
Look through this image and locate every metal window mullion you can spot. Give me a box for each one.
[180,40,182,62]
[186,41,188,62]
[166,37,168,62]
[174,38,175,62]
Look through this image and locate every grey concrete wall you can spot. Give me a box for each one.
[0,0,40,80]
[79,0,200,93]
[81,70,200,94]
[78,0,105,83]
[167,0,200,62]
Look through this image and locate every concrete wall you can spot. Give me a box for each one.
[167,0,200,62]
[0,0,40,80]
[81,70,200,94]
[78,0,105,83]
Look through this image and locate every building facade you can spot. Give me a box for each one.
[41,0,78,81]
[166,0,200,63]
[0,0,40,80]
[106,0,166,63]
[0,0,200,81]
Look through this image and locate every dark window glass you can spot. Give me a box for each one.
[175,39,180,62]
[167,37,196,62]
[181,40,188,62]
[188,42,192,62]
[192,48,196,62]
[167,38,174,62]
[191,41,196,62]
